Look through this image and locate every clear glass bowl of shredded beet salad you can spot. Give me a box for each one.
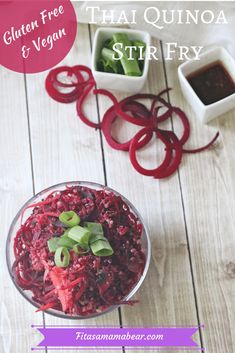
[6,181,151,319]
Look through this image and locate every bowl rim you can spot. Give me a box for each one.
[6,180,151,320]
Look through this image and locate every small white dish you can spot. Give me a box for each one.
[178,47,235,124]
[91,27,151,93]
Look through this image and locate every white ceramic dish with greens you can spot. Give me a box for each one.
[91,27,151,93]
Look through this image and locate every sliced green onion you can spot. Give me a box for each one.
[98,34,145,76]
[132,40,146,53]
[73,244,89,255]
[89,233,107,245]
[58,235,77,249]
[99,48,123,74]
[47,237,60,252]
[104,38,115,50]
[132,40,146,71]
[101,47,116,62]
[59,211,80,227]
[97,58,105,72]
[98,57,115,73]
[90,238,114,257]
[112,33,142,76]
[67,226,91,246]
[63,229,69,236]
[83,222,103,235]
[55,247,70,267]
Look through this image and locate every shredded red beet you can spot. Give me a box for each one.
[45,65,220,179]
[13,185,146,316]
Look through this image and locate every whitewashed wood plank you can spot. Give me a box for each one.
[25,23,121,353]
[90,25,201,353]
[0,68,43,352]
[164,50,235,353]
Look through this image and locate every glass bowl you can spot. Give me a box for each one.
[6,181,151,320]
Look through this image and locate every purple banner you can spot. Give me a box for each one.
[35,327,199,348]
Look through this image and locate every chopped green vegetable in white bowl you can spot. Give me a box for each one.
[91,27,151,93]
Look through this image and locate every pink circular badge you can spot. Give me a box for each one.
[0,0,77,73]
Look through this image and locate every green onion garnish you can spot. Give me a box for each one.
[67,226,91,246]
[97,33,145,76]
[89,233,107,244]
[132,40,146,71]
[47,237,60,252]
[112,33,142,77]
[73,244,89,255]
[100,47,123,74]
[50,221,113,265]
[58,235,77,249]
[103,38,115,50]
[54,247,70,267]
[101,47,116,62]
[132,40,146,53]
[83,222,103,235]
[59,211,80,227]
[90,238,114,257]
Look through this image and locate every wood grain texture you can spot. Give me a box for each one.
[0,68,43,352]
[25,24,122,353]
[164,47,235,353]
[90,25,201,353]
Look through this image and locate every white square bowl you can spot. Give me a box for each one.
[178,47,235,124]
[91,27,151,93]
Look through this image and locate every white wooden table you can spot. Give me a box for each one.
[1,23,235,353]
